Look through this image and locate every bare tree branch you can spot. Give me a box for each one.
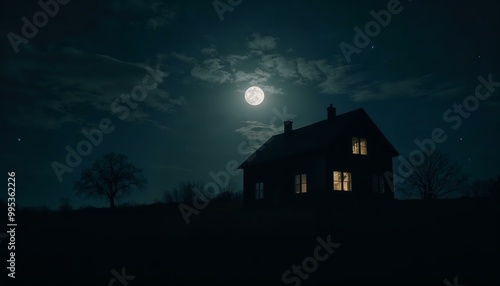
[74,152,147,208]
[403,151,468,200]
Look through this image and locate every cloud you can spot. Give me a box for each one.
[296,58,323,82]
[170,33,463,103]
[191,58,231,83]
[348,75,464,102]
[306,58,356,95]
[225,54,250,67]
[146,9,175,29]
[171,52,197,64]
[14,104,85,130]
[201,44,218,57]
[260,85,284,96]
[233,68,272,85]
[145,89,187,113]
[0,47,181,130]
[247,33,277,51]
[109,0,176,29]
[235,120,282,154]
[260,54,298,78]
[425,81,464,98]
[146,15,172,29]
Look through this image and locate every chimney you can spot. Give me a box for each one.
[284,120,293,134]
[327,104,336,120]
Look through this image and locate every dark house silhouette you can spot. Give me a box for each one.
[239,104,399,205]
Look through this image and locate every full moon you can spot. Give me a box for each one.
[245,86,265,105]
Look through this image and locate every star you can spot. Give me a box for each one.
[17,138,21,142]
[459,137,463,141]
[371,45,375,49]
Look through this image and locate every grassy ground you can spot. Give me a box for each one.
[10,197,499,285]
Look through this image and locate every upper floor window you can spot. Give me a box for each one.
[352,137,367,155]
[295,174,307,194]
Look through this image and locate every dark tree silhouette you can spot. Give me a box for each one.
[163,181,204,203]
[74,152,147,208]
[486,175,500,198]
[212,183,242,202]
[471,174,500,198]
[403,151,468,200]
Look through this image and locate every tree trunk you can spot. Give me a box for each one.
[109,197,115,209]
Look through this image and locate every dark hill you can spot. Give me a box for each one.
[12,198,499,286]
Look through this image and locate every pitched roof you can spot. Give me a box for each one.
[238,108,398,168]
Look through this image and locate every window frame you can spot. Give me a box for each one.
[352,137,360,154]
[360,138,367,155]
[379,175,385,193]
[294,174,307,194]
[255,182,264,200]
[333,171,352,191]
[352,137,367,155]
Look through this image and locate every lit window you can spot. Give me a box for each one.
[255,182,264,199]
[295,174,307,194]
[333,171,352,191]
[352,137,367,155]
[352,137,359,154]
[360,138,367,155]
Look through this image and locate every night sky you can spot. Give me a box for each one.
[1,0,499,209]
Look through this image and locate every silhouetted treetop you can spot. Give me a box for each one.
[74,152,147,208]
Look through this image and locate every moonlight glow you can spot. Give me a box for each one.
[244,86,265,105]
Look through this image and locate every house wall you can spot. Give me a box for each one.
[325,124,395,197]
[242,112,398,204]
[243,138,394,204]
[242,149,326,205]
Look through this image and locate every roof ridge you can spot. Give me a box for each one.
[238,107,381,169]
[274,107,365,134]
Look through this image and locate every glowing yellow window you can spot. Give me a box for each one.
[360,138,367,155]
[333,171,352,191]
[352,137,359,154]
[352,137,367,155]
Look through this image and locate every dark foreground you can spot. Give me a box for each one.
[9,198,500,285]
